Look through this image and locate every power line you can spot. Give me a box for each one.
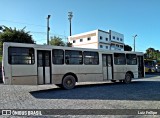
[0,19,46,28]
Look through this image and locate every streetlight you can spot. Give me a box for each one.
[133,34,137,52]
[68,12,73,36]
[47,15,51,45]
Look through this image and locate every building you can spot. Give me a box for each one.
[68,29,124,51]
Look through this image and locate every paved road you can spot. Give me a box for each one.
[0,75,160,117]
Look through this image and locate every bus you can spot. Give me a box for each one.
[2,42,145,89]
[144,59,156,73]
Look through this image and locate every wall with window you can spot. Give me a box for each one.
[68,30,98,49]
[99,43,110,50]
[98,30,110,44]
[68,29,124,51]
[109,30,124,44]
[110,44,124,51]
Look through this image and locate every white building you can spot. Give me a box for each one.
[68,29,124,51]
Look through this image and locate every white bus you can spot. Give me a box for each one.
[2,42,145,89]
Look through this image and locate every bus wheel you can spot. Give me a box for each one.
[62,75,76,90]
[124,73,132,84]
[111,80,116,83]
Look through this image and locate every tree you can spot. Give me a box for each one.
[0,26,35,55]
[0,26,34,44]
[49,36,72,47]
[50,36,65,46]
[66,42,72,47]
[124,45,132,51]
[145,47,160,60]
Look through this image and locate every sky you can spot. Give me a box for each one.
[0,0,160,52]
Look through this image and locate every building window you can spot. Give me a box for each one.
[100,36,103,40]
[126,54,137,65]
[80,39,83,42]
[65,50,83,65]
[87,37,91,41]
[113,36,115,39]
[116,44,119,47]
[120,45,124,48]
[114,53,126,65]
[52,49,64,64]
[120,38,123,41]
[117,37,119,40]
[100,45,103,48]
[73,40,76,43]
[106,38,108,41]
[84,51,99,65]
[8,47,35,65]
[106,46,108,49]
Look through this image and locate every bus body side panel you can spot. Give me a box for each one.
[3,43,38,85]
[52,64,103,84]
[11,49,37,85]
[126,65,138,78]
[2,44,12,85]
[11,65,37,85]
[113,65,126,80]
[113,65,138,80]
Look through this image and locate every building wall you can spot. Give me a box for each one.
[109,30,124,44]
[109,30,124,51]
[68,29,125,51]
[68,30,98,49]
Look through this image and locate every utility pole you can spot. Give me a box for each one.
[68,12,73,36]
[47,15,51,45]
[133,34,137,52]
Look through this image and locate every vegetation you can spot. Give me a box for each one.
[124,45,132,51]
[144,47,160,61]
[0,26,34,44]
[49,36,72,47]
[0,26,35,62]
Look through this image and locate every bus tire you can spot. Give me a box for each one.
[123,73,132,84]
[62,75,76,90]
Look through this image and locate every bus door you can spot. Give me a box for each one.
[37,50,51,84]
[102,54,113,80]
[137,56,144,77]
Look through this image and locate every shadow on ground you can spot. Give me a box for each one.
[30,80,160,101]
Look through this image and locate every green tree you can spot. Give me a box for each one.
[49,36,72,47]
[145,48,155,59]
[144,48,160,61]
[0,26,34,55]
[0,26,34,44]
[49,36,65,46]
[124,45,132,51]
[66,42,72,47]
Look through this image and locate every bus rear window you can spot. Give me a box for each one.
[8,47,35,65]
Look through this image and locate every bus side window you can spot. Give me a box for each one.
[52,49,64,65]
[84,51,99,65]
[114,53,126,65]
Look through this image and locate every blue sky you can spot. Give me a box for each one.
[0,0,160,52]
